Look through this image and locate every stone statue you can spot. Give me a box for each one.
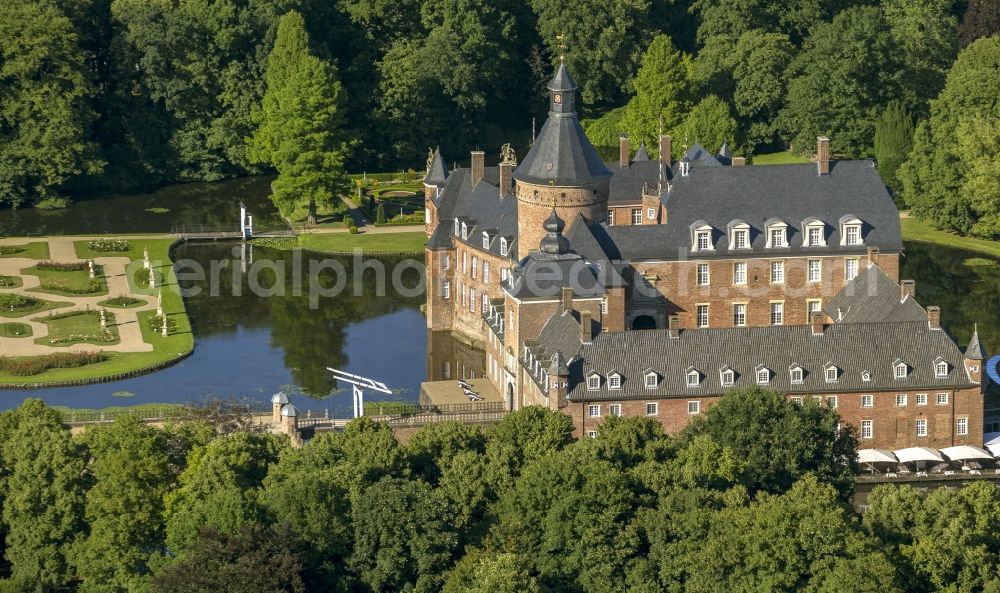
[500,143,517,166]
[143,246,150,270]
[426,147,435,174]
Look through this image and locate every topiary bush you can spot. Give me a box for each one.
[376,203,386,224]
[88,238,131,252]
[343,215,352,229]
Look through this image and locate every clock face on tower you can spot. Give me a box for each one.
[553,93,562,104]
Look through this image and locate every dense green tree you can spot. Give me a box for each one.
[150,525,307,593]
[164,432,287,554]
[690,0,838,45]
[350,477,458,593]
[882,0,958,110]
[442,551,541,593]
[873,100,914,197]
[531,0,657,107]
[680,387,857,497]
[484,406,575,486]
[730,31,795,149]
[582,106,627,158]
[678,95,739,154]
[779,6,905,157]
[958,0,1000,48]
[898,37,1000,235]
[955,115,1000,237]
[406,420,485,483]
[74,415,177,593]
[0,2,102,207]
[621,35,695,153]
[250,10,350,223]
[0,400,86,590]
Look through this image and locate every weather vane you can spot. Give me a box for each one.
[556,33,567,62]
[426,147,434,174]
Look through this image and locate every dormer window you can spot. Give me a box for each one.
[728,220,750,250]
[840,215,863,246]
[765,219,788,248]
[720,366,735,387]
[644,371,658,389]
[802,218,826,247]
[825,364,839,383]
[461,222,468,240]
[608,372,622,390]
[790,365,804,384]
[454,220,460,236]
[680,160,690,176]
[692,222,714,251]
[935,359,949,378]
[894,360,909,379]
[500,237,509,256]
[686,368,700,387]
[587,373,601,390]
[482,232,490,249]
[756,365,770,385]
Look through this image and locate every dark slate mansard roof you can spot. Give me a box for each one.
[425,165,519,261]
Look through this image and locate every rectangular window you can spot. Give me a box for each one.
[646,402,659,416]
[647,208,655,220]
[687,372,699,387]
[442,281,450,300]
[916,393,927,405]
[442,253,451,270]
[861,420,873,439]
[687,401,700,414]
[733,303,746,327]
[936,362,949,378]
[770,302,784,325]
[721,371,735,386]
[957,417,968,436]
[483,262,489,282]
[587,431,597,439]
[697,263,710,286]
[461,285,467,307]
[697,231,711,250]
[500,238,508,256]
[609,404,622,416]
[607,210,614,226]
[462,252,467,273]
[771,228,785,247]
[696,305,709,328]
[808,259,821,282]
[471,257,477,278]
[757,369,770,384]
[645,374,657,389]
[481,293,488,314]
[791,396,804,405]
[601,298,608,315]
[808,227,822,246]
[587,375,600,390]
[896,393,908,406]
[733,262,747,285]
[469,288,475,312]
[608,375,621,389]
[632,208,642,225]
[588,405,601,418]
[846,225,861,245]
[483,233,490,249]
[861,394,873,408]
[734,229,748,249]
[771,260,785,283]
[808,299,822,316]
[791,368,803,384]
[825,367,838,382]
[937,393,949,405]
[845,258,859,281]
[916,419,927,437]
[826,396,838,408]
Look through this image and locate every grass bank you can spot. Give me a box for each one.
[0,238,193,386]
[901,218,1000,259]
[253,232,427,254]
[751,151,811,165]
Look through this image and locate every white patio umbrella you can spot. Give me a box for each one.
[940,445,994,462]
[858,449,898,464]
[987,443,1000,457]
[985,434,1000,446]
[894,447,945,464]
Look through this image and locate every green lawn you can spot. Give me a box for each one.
[0,322,32,338]
[901,217,1000,259]
[34,310,119,347]
[0,238,193,385]
[752,151,811,165]
[24,265,108,297]
[297,232,427,254]
[0,295,71,318]
[0,242,50,259]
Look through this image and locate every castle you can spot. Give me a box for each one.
[422,63,989,450]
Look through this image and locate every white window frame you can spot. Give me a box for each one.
[469,288,475,312]
[845,257,859,281]
[790,366,804,384]
[632,208,642,225]
[766,222,788,248]
[461,222,468,240]
[826,396,838,409]
[607,210,614,226]
[696,304,709,328]
[646,402,659,416]
[861,419,873,439]
[697,263,710,286]
[483,261,489,282]
[936,392,949,405]
[825,366,838,383]
[808,259,821,282]
[805,223,826,247]
[587,431,598,439]
[647,208,655,220]
[916,393,927,406]
[807,299,822,317]
[770,260,785,284]
[686,371,700,387]
[482,232,490,249]
[844,224,862,246]
[733,261,747,285]
[644,373,658,389]
[471,256,477,278]
[587,374,600,390]
[695,230,712,251]
[481,293,488,314]
[600,298,608,315]
[588,404,601,418]
[757,368,770,384]
[894,363,908,380]
[896,393,908,407]
[916,419,927,437]
[935,361,949,378]
[499,238,508,256]
[442,280,450,300]
[733,228,749,250]
[687,401,700,415]
[454,219,460,236]
[791,396,804,405]
[733,303,746,327]
[609,404,622,417]
[770,302,784,326]
[608,374,622,390]
[957,417,968,436]
[721,369,735,387]
[861,394,874,408]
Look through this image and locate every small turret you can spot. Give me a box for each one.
[539,209,570,255]
[271,391,289,422]
[280,404,299,437]
[965,325,987,384]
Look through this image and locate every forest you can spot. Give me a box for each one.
[0,0,998,233]
[0,389,998,592]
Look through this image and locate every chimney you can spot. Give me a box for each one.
[499,162,513,197]
[580,310,593,343]
[732,157,746,166]
[561,286,573,311]
[620,134,630,169]
[668,315,679,339]
[817,137,830,175]
[867,247,880,269]
[927,306,941,329]
[470,151,485,186]
[901,279,916,301]
[810,312,825,336]
[659,135,672,168]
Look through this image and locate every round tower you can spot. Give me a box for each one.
[513,63,611,259]
[280,403,299,437]
[271,391,289,422]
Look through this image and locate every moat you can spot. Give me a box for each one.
[0,179,997,414]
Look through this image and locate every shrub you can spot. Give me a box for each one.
[39,279,104,295]
[36,260,88,272]
[134,268,151,286]
[349,225,360,234]
[148,314,177,333]
[0,294,40,312]
[0,275,18,287]
[0,246,25,256]
[104,295,143,307]
[88,238,131,253]
[0,351,108,376]
[34,196,71,210]
[343,215,352,229]
[376,203,386,224]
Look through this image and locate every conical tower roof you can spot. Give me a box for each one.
[967,325,985,360]
[424,147,448,185]
[633,142,650,161]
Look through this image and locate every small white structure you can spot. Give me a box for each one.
[327,367,392,419]
[271,391,289,422]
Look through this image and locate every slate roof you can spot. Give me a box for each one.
[555,321,973,401]
[424,147,448,186]
[425,165,519,260]
[825,266,927,324]
[504,251,608,300]
[607,160,662,205]
[633,143,650,161]
[548,63,577,91]
[600,160,901,260]
[967,326,985,360]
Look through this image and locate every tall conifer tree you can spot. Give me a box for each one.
[874,100,914,198]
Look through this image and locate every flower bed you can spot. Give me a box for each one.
[0,246,25,256]
[0,294,40,312]
[36,260,89,272]
[87,238,131,253]
[0,352,109,376]
[0,275,20,288]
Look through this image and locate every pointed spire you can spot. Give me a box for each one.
[549,351,569,376]
[539,208,570,255]
[424,146,448,185]
[633,142,650,161]
[967,324,985,360]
